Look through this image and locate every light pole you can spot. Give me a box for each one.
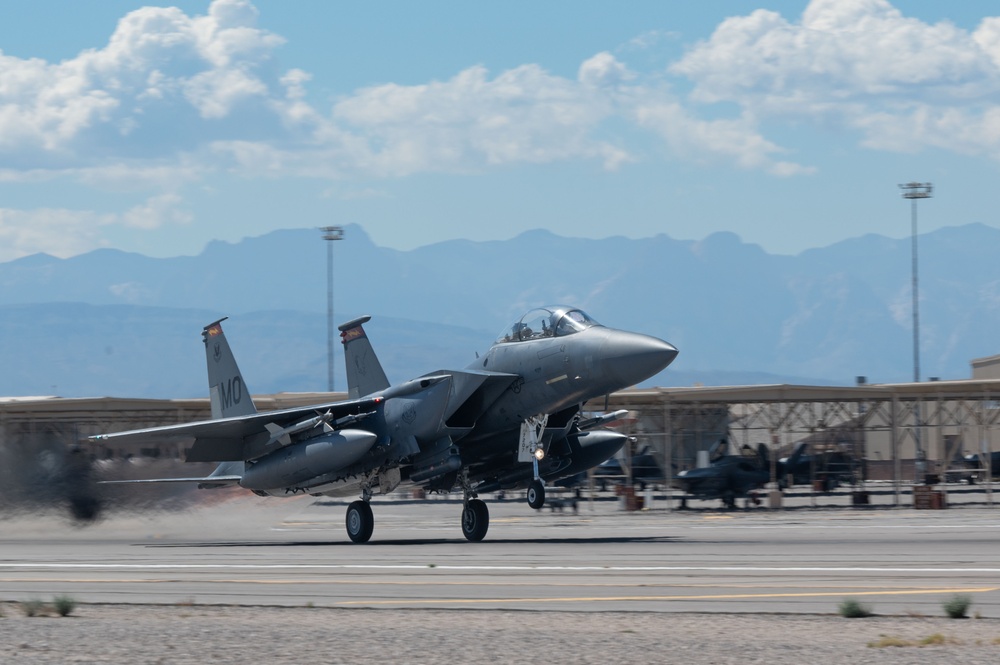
[899,182,931,483]
[898,182,932,383]
[320,226,344,393]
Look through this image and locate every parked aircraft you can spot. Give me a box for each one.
[963,451,1000,480]
[778,442,857,490]
[672,440,770,509]
[592,445,669,490]
[92,306,677,543]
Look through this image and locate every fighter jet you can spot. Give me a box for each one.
[592,445,669,491]
[778,442,856,490]
[91,305,677,543]
[673,440,770,509]
[963,451,1000,482]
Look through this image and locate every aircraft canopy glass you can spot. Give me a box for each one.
[495,306,600,344]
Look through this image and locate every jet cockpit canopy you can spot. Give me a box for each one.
[495,306,600,344]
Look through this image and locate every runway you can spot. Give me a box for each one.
[3,495,999,616]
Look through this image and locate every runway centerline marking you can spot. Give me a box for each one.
[332,586,1000,606]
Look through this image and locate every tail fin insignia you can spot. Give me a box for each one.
[340,326,366,343]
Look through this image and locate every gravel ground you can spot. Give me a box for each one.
[3,604,1000,664]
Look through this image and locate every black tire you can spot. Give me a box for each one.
[527,479,545,509]
[346,500,374,543]
[461,499,490,542]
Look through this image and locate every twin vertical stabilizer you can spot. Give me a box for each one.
[338,315,391,399]
[203,318,258,419]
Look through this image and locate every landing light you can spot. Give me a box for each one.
[533,448,545,461]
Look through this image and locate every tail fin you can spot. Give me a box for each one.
[786,442,808,469]
[338,315,390,399]
[203,318,257,419]
[756,442,769,469]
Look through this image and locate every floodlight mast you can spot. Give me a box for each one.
[321,226,344,393]
[898,182,932,384]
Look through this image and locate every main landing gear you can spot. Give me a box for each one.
[345,482,493,544]
[460,470,489,542]
[461,498,489,542]
[345,500,374,543]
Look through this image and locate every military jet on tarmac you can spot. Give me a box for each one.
[673,440,770,509]
[91,306,677,543]
[592,445,669,490]
[778,442,855,490]
[964,450,1000,475]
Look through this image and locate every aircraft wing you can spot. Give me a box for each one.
[89,395,382,463]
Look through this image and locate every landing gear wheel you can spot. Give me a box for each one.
[461,499,490,542]
[527,479,545,510]
[346,500,374,543]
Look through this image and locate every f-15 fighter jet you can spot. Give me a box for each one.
[92,306,677,543]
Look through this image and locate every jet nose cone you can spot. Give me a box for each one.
[600,332,678,389]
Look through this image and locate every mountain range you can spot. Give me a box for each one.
[1,223,998,398]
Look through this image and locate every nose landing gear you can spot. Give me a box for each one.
[526,478,545,510]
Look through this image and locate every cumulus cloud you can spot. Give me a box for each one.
[0,0,291,175]
[332,62,632,175]
[578,51,635,88]
[671,0,1000,158]
[634,101,814,176]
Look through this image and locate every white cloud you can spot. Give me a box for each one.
[670,0,1000,158]
[578,51,635,88]
[332,63,631,175]
[0,0,285,171]
[0,208,113,261]
[0,193,193,261]
[121,193,193,229]
[182,67,268,118]
[633,101,814,176]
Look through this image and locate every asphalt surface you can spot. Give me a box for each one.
[3,490,1000,616]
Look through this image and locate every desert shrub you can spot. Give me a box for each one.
[943,594,972,619]
[53,595,77,617]
[839,597,873,618]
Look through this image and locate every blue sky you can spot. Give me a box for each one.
[1,0,998,261]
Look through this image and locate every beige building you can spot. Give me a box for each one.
[972,353,1000,380]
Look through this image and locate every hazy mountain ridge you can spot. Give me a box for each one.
[1,223,998,397]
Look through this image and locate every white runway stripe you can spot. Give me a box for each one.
[3,563,1000,573]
